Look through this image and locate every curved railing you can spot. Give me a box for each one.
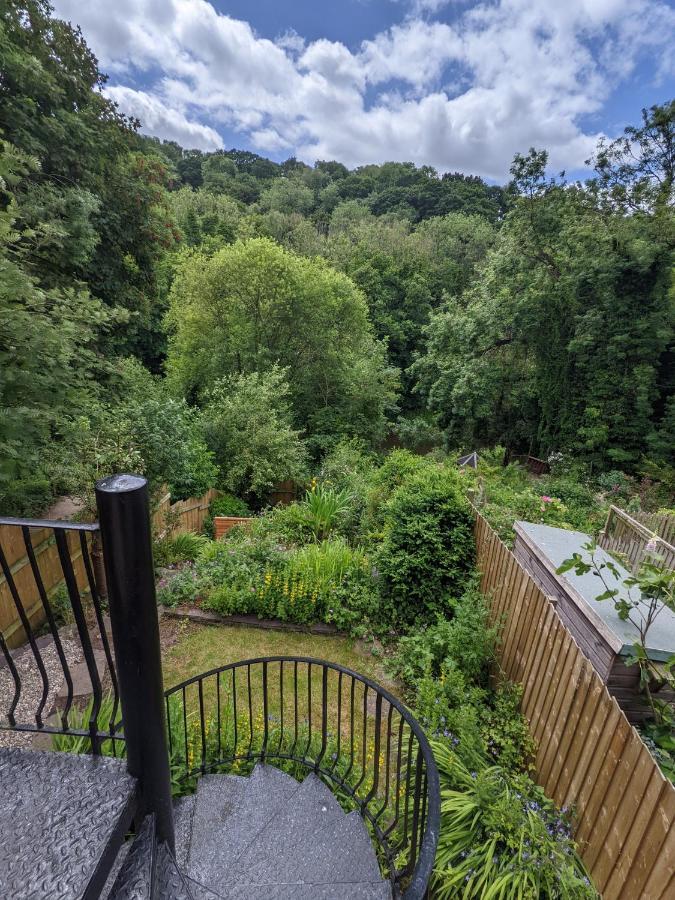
[165,657,440,899]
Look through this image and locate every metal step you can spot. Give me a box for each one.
[0,747,136,900]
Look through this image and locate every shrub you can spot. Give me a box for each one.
[200,367,308,500]
[376,467,475,628]
[432,742,595,899]
[297,484,354,542]
[156,565,200,607]
[480,683,536,774]
[0,475,53,517]
[363,449,429,538]
[390,586,497,688]
[154,531,210,567]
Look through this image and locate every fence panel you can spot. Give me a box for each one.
[598,505,675,573]
[475,510,675,899]
[1,486,218,648]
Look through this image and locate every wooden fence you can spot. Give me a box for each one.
[633,509,675,546]
[151,486,219,538]
[475,511,675,899]
[0,486,218,649]
[0,525,91,649]
[598,505,675,573]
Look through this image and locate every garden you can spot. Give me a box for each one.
[153,444,598,898]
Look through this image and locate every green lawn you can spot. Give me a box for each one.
[162,621,400,698]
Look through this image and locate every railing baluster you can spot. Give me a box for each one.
[290,660,298,758]
[0,628,20,727]
[232,668,238,758]
[306,662,312,761]
[198,679,206,774]
[182,685,188,772]
[55,530,102,752]
[262,660,268,761]
[246,664,253,758]
[408,750,424,876]
[22,527,74,730]
[316,665,328,770]
[374,703,394,826]
[333,670,343,773]
[384,716,404,838]
[0,539,50,728]
[278,660,284,756]
[365,692,383,805]
[216,670,222,761]
[79,531,120,736]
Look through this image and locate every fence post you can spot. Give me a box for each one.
[95,474,175,851]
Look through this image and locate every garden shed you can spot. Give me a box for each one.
[513,521,675,723]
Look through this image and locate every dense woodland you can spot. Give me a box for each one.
[1,1,674,515]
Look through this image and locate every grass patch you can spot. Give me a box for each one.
[162,621,400,699]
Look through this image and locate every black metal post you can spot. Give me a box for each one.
[95,474,175,851]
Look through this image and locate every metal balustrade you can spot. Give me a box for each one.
[165,657,439,899]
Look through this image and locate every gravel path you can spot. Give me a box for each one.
[0,639,83,748]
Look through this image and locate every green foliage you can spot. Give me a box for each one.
[296,483,354,542]
[376,466,475,627]
[166,237,398,451]
[154,532,210,568]
[464,456,605,544]
[391,586,497,688]
[560,546,675,781]
[156,565,200,608]
[51,694,121,756]
[432,742,595,899]
[201,367,308,500]
[414,106,674,472]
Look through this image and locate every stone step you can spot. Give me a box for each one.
[174,794,197,871]
[187,765,301,889]
[223,773,384,890]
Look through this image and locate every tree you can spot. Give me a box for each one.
[414,135,674,468]
[201,368,307,498]
[166,238,398,451]
[258,178,315,217]
[0,139,122,510]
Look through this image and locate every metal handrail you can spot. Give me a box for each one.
[0,516,121,752]
[165,656,440,899]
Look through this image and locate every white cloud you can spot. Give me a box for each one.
[52,0,675,179]
[105,86,224,151]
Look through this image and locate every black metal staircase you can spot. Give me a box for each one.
[0,475,439,899]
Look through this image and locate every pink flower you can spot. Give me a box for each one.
[541,495,553,503]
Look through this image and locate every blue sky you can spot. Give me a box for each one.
[52,0,675,181]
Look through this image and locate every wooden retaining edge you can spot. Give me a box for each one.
[161,605,340,637]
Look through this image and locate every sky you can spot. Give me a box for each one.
[52,0,675,181]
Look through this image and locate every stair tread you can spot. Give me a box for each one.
[108,816,155,900]
[225,774,383,888]
[187,765,301,888]
[0,747,136,900]
[174,795,197,871]
[218,881,391,899]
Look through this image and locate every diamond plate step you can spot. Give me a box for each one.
[0,747,136,900]
[218,881,392,899]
